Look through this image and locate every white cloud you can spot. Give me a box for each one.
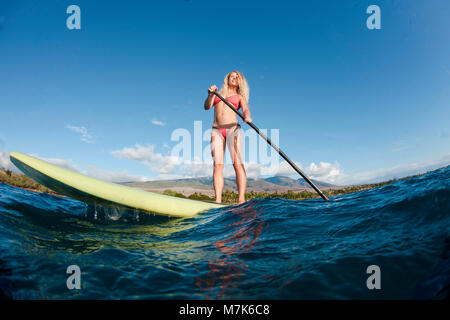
[242,161,341,182]
[333,153,450,185]
[4,146,449,187]
[1,151,81,174]
[3,150,152,183]
[35,156,142,182]
[110,144,310,180]
[109,143,344,182]
[84,166,151,183]
[140,153,449,186]
[38,156,81,173]
[151,118,165,126]
[259,160,303,177]
[307,161,341,182]
[66,125,94,143]
[0,150,21,173]
[111,144,182,174]
[179,161,214,177]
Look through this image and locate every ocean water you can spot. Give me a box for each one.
[0,166,448,300]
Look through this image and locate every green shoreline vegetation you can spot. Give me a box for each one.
[163,181,389,203]
[0,169,57,194]
[2,167,445,204]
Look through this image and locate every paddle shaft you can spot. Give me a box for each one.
[212,91,329,201]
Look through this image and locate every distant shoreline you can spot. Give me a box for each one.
[1,181,66,197]
[0,169,66,197]
[2,167,441,204]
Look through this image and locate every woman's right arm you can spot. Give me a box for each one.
[204,85,217,110]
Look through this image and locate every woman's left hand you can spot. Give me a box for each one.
[244,115,252,123]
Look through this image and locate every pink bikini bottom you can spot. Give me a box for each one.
[212,123,241,139]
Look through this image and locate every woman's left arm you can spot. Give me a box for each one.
[240,96,252,123]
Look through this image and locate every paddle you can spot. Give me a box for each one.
[212,90,329,201]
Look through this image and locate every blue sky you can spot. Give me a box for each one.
[0,0,449,185]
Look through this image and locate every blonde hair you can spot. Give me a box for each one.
[219,70,249,103]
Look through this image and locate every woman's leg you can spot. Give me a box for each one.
[211,129,226,203]
[227,127,246,204]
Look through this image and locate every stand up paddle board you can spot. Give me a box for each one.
[9,152,225,218]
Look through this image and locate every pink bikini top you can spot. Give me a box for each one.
[213,94,240,109]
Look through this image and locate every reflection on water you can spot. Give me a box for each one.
[3,197,204,255]
[195,202,264,299]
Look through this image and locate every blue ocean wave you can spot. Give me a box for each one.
[0,166,448,299]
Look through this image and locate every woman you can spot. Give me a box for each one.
[204,71,252,204]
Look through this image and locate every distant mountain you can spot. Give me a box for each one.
[297,178,335,188]
[122,175,334,192]
[264,176,334,188]
[264,176,299,187]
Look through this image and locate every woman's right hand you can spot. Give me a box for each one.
[208,85,218,95]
